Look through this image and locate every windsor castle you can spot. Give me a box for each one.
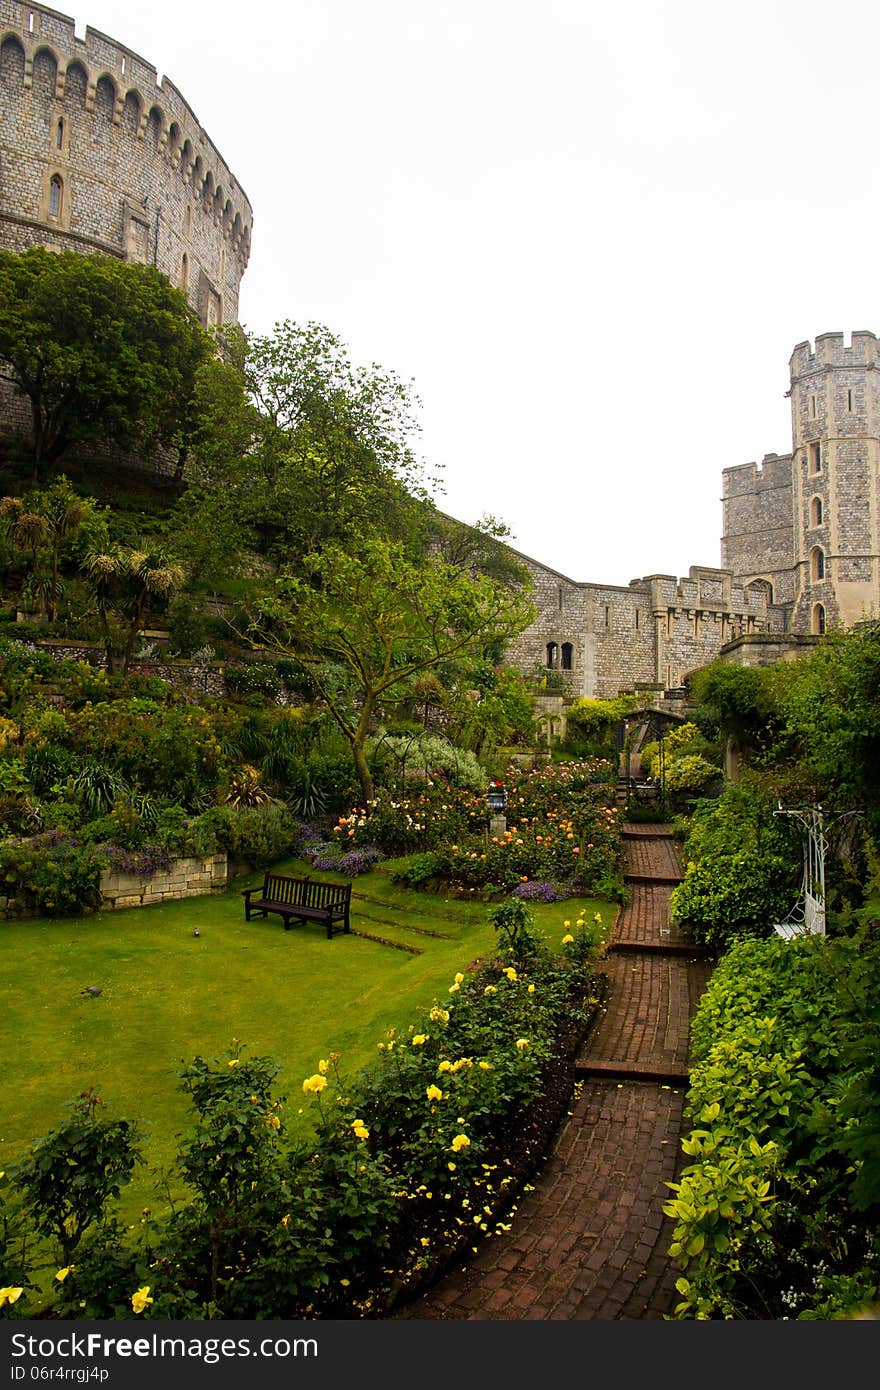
[2,4,878,707]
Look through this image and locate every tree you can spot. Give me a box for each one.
[253,538,536,804]
[687,660,783,774]
[239,320,436,556]
[774,621,880,825]
[81,542,185,675]
[0,248,210,481]
[166,342,261,587]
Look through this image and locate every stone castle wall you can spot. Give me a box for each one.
[0,2,251,317]
[0,2,252,462]
[721,331,880,638]
[505,552,769,701]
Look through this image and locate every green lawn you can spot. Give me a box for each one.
[2,859,615,1218]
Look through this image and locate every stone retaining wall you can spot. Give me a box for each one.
[99,853,227,910]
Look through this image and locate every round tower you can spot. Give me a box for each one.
[0,2,252,326]
[787,331,880,633]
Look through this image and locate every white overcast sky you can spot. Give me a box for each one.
[74,1,880,584]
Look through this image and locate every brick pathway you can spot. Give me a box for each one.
[395,824,713,1321]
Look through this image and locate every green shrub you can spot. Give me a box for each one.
[666,935,880,1320]
[223,803,298,869]
[0,835,104,915]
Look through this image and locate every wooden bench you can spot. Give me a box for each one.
[241,872,352,939]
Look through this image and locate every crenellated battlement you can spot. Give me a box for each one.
[0,2,252,316]
[789,330,880,381]
[723,453,794,496]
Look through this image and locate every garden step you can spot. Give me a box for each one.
[609,939,712,958]
[620,826,676,839]
[574,1058,690,1085]
[623,871,683,885]
[350,928,423,955]
[353,910,452,939]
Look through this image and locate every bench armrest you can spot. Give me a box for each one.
[241,887,257,901]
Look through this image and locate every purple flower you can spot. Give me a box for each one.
[511,880,566,902]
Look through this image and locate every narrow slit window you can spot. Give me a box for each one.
[809,441,822,474]
[48,174,62,218]
[848,388,853,411]
[56,118,64,151]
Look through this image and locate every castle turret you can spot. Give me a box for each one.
[0,2,252,325]
[788,331,880,632]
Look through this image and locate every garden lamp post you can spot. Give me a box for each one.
[487,780,507,839]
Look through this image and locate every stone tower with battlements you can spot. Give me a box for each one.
[722,331,880,636]
[0,2,252,324]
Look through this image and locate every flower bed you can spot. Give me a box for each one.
[338,759,623,899]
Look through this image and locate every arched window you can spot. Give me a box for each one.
[813,603,826,635]
[546,642,558,669]
[810,546,825,582]
[48,173,63,218]
[561,642,573,671]
[810,496,823,527]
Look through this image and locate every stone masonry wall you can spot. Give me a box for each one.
[0,2,252,459]
[724,332,880,635]
[505,553,769,700]
[99,853,227,910]
[0,2,251,314]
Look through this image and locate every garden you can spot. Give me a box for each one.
[2,260,880,1321]
[0,634,622,1320]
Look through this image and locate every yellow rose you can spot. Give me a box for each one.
[131,1286,153,1315]
[55,1266,73,1282]
[451,1133,470,1153]
[516,1038,529,1050]
[412,1034,428,1046]
[426,1084,443,1101]
[562,934,574,945]
[302,1073,328,1095]
[0,1287,23,1307]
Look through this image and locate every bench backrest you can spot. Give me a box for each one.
[262,873,351,910]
